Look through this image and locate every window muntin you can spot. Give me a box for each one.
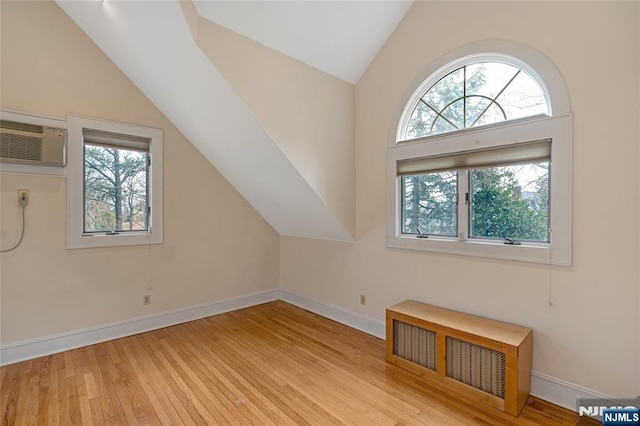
[83,143,149,234]
[405,62,548,140]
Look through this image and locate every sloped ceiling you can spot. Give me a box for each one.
[56,0,411,241]
[193,1,412,84]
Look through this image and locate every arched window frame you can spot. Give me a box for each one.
[397,54,552,141]
[387,41,572,266]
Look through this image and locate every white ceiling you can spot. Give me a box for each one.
[193,1,413,84]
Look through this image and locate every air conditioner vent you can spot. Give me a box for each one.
[1,133,43,161]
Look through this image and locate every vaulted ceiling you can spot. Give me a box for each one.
[193,1,412,84]
[56,0,412,241]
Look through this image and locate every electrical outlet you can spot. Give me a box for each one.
[143,295,151,305]
[360,294,366,305]
[18,189,29,207]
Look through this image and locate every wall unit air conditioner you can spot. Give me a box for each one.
[0,119,66,167]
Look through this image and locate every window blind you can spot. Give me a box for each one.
[397,139,551,176]
[83,129,150,152]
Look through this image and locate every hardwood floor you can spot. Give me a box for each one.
[1,301,595,425]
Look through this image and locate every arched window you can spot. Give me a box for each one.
[403,61,549,140]
[387,47,572,266]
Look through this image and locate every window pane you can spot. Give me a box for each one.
[439,98,464,130]
[468,102,505,128]
[401,172,457,237]
[422,68,464,114]
[84,144,148,233]
[402,61,549,141]
[494,71,549,119]
[466,62,517,99]
[419,68,464,136]
[407,101,437,139]
[470,163,549,242]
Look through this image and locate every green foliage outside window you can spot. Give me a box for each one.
[470,165,549,241]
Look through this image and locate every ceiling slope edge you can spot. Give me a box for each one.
[192,0,414,84]
[56,0,352,242]
[188,6,355,239]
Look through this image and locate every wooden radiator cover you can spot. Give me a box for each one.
[386,300,532,417]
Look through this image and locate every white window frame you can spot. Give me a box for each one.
[67,115,163,249]
[387,43,572,266]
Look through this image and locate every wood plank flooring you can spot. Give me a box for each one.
[1,301,596,425]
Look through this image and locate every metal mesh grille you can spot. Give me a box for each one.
[393,320,436,371]
[446,336,505,399]
[1,133,43,161]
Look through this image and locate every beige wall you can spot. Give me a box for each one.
[281,1,640,397]
[0,1,279,344]
[196,18,355,238]
[2,0,638,401]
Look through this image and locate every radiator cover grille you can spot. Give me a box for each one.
[446,336,506,399]
[393,320,436,371]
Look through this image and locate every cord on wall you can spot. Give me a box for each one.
[1,190,28,253]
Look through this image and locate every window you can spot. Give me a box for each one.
[398,138,551,243]
[388,49,571,265]
[68,115,163,249]
[405,62,548,139]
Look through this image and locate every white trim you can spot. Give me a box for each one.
[279,289,386,339]
[0,164,66,177]
[0,288,612,414]
[0,109,67,131]
[67,115,164,249]
[530,370,616,412]
[0,289,279,366]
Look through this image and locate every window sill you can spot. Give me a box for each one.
[387,235,570,266]
[68,231,161,249]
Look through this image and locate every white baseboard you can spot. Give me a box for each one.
[0,287,612,415]
[530,370,615,412]
[279,289,385,339]
[0,289,279,366]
